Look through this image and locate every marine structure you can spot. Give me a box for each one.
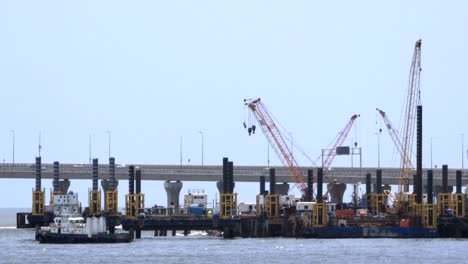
[36,192,132,243]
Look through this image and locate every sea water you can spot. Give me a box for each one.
[1,208,467,264]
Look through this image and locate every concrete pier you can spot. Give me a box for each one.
[101,179,118,211]
[216,181,235,193]
[59,179,70,194]
[101,179,119,193]
[274,183,289,195]
[328,183,346,204]
[164,181,182,213]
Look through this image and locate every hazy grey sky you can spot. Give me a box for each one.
[1,1,467,207]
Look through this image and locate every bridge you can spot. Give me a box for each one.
[0,163,465,186]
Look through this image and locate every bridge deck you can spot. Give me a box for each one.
[0,163,465,185]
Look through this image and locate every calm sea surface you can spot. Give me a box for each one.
[1,208,468,264]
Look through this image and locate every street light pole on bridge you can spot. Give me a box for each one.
[198,131,204,166]
[374,130,381,168]
[106,130,111,159]
[10,130,14,164]
[462,134,465,171]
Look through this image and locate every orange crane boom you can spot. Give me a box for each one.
[244,98,308,195]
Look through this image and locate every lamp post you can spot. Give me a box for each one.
[89,134,92,165]
[180,136,183,166]
[106,131,111,159]
[38,131,42,157]
[462,134,465,171]
[267,142,270,168]
[431,137,437,169]
[431,137,432,169]
[198,131,204,166]
[10,130,14,164]
[374,130,381,168]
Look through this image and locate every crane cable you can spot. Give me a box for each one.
[262,103,317,167]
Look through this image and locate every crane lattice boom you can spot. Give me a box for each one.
[322,114,360,179]
[400,39,422,194]
[244,98,307,195]
[376,108,413,169]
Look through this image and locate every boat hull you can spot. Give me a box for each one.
[36,231,133,243]
[304,226,438,238]
[27,213,54,227]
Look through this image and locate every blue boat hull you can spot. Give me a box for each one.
[304,226,438,238]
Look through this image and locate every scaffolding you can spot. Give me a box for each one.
[220,193,237,220]
[409,194,423,219]
[265,194,279,218]
[106,190,118,215]
[88,190,102,217]
[438,193,452,216]
[312,203,327,227]
[452,193,465,218]
[32,189,44,215]
[421,204,437,228]
[125,193,145,219]
[371,194,386,215]
[411,203,423,219]
[408,193,416,208]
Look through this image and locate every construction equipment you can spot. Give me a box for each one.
[376,108,413,205]
[321,114,360,180]
[244,98,308,196]
[400,39,422,194]
[376,108,415,168]
[379,40,422,214]
[398,39,422,203]
[316,114,359,204]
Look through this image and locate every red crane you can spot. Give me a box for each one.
[244,98,308,195]
[321,114,360,180]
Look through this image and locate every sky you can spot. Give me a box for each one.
[0,1,467,208]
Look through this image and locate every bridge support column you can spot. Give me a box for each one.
[164,181,182,214]
[328,183,346,204]
[58,179,70,195]
[216,181,235,193]
[216,181,222,193]
[88,159,101,217]
[274,183,289,195]
[101,179,119,211]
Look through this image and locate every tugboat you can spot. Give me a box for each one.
[36,192,132,243]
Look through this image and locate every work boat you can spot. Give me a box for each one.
[36,193,132,243]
